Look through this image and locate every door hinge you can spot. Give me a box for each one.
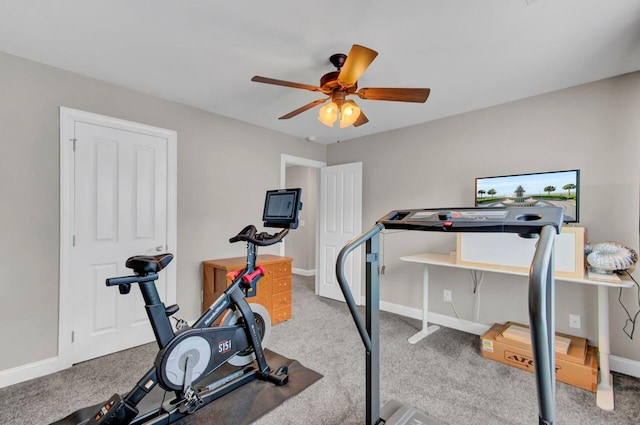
[70,138,77,151]
[72,235,76,247]
[71,331,75,343]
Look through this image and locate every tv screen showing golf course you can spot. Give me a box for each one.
[475,169,580,223]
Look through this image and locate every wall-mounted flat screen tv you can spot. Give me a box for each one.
[475,169,580,223]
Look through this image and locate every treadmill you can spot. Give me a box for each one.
[335,206,562,425]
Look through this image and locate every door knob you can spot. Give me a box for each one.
[155,245,164,252]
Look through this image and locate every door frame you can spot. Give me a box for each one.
[279,154,326,292]
[58,107,177,370]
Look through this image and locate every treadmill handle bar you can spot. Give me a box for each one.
[529,224,557,425]
[336,223,384,353]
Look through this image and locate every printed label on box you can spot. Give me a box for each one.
[504,350,562,373]
[482,339,494,352]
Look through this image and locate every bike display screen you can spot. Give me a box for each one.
[262,188,302,228]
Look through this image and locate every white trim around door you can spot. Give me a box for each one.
[279,154,326,259]
[279,154,326,292]
[58,107,177,371]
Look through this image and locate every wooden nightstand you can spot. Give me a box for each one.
[202,254,293,325]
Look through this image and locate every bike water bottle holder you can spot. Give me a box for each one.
[226,266,265,298]
[241,266,265,298]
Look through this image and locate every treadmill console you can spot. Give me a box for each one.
[378,206,563,235]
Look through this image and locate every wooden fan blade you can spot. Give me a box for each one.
[337,45,378,87]
[357,87,431,103]
[353,110,369,127]
[279,98,329,120]
[251,76,321,92]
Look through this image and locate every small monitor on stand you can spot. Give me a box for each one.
[263,188,303,229]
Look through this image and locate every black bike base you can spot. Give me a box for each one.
[51,350,322,425]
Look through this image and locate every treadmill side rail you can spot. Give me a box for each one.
[529,225,557,425]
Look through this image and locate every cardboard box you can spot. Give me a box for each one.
[481,323,598,392]
[496,322,588,365]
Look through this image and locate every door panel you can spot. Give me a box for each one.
[72,122,169,363]
[91,263,118,332]
[318,163,362,302]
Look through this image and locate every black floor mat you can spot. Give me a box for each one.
[52,349,323,425]
[175,349,322,425]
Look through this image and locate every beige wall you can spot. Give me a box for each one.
[327,72,640,362]
[285,166,318,271]
[3,46,639,376]
[0,51,326,371]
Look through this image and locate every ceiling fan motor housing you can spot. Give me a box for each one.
[320,71,356,92]
[321,53,357,92]
[329,53,347,70]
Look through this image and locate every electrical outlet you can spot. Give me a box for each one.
[444,290,452,302]
[569,314,581,329]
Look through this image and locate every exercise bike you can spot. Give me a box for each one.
[53,188,303,425]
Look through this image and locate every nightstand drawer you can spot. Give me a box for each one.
[272,262,291,278]
[272,277,291,294]
[273,290,291,308]
[272,305,292,324]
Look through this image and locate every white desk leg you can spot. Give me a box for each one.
[408,265,440,344]
[596,285,614,411]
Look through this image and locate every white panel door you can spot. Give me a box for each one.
[71,122,169,363]
[318,162,362,302]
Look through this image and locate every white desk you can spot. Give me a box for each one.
[399,252,634,411]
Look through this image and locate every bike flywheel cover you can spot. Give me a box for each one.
[161,335,212,388]
[221,303,271,367]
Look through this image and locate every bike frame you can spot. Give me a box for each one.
[118,241,271,423]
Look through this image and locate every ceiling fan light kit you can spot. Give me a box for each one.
[318,102,338,127]
[251,44,430,128]
[318,93,361,128]
[318,102,337,127]
[339,100,360,128]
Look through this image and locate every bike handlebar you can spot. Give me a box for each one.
[229,225,289,246]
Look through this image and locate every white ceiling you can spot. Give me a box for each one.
[1,1,639,144]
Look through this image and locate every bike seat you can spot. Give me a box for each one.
[126,253,174,275]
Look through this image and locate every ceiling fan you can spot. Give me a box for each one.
[251,44,431,128]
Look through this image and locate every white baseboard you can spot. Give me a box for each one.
[0,356,61,389]
[4,303,639,389]
[610,355,640,379]
[0,319,201,390]
[375,298,640,378]
[292,268,315,276]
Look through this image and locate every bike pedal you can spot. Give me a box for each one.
[267,365,289,386]
[165,304,180,317]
